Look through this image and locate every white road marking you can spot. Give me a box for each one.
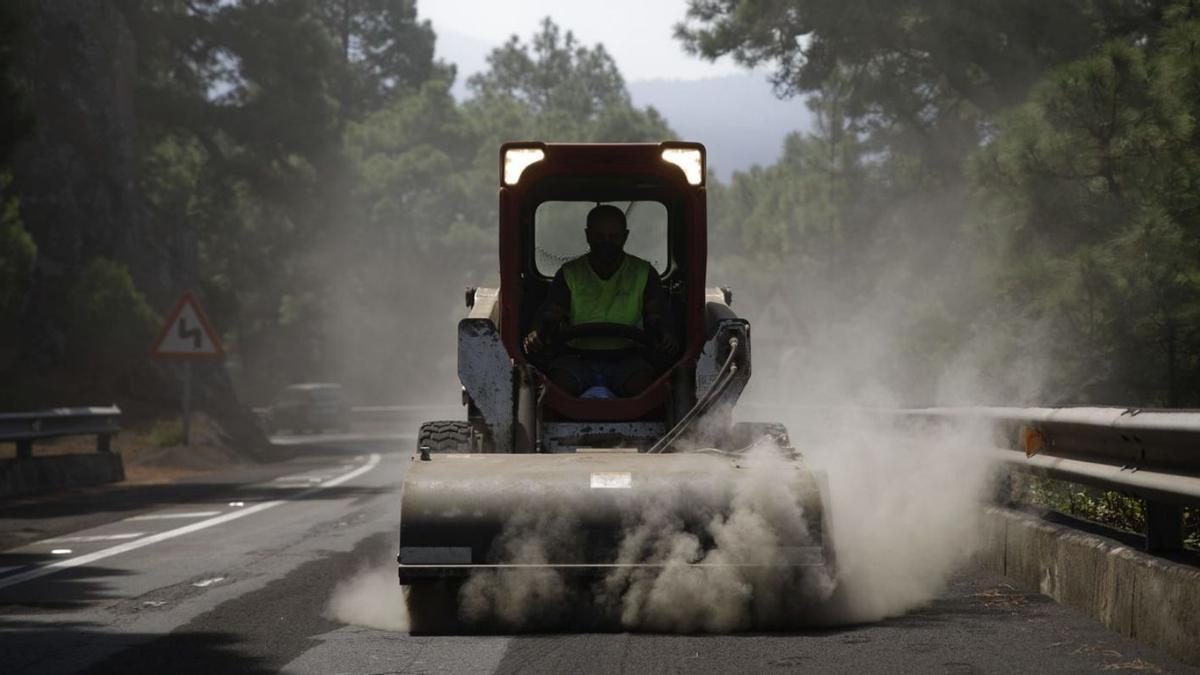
[127,511,222,521]
[50,549,72,555]
[43,533,145,543]
[192,576,225,588]
[269,472,334,483]
[0,453,381,591]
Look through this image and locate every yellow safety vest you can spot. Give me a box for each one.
[562,254,650,350]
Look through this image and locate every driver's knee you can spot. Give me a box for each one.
[547,358,586,396]
[614,359,655,397]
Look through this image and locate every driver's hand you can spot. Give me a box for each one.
[524,330,544,354]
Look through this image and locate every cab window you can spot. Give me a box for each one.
[533,201,668,276]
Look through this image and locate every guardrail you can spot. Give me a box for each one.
[0,406,122,459]
[742,403,1199,552]
[798,405,1199,553]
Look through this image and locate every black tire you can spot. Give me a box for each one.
[405,581,463,634]
[418,420,473,454]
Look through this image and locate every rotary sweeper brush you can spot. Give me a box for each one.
[397,142,835,631]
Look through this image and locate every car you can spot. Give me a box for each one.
[265,383,351,434]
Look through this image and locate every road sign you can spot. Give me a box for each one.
[151,291,225,360]
[151,292,224,447]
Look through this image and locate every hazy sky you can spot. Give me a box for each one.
[420,0,811,174]
[420,0,745,81]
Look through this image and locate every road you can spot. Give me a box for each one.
[0,423,1196,674]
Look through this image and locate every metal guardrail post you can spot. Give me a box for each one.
[1,406,121,460]
[1145,501,1184,552]
[993,468,1015,507]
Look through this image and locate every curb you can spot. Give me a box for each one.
[0,453,126,498]
[976,506,1200,665]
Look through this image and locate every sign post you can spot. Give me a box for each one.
[182,361,193,444]
[151,291,225,445]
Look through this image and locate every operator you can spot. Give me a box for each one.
[523,204,678,398]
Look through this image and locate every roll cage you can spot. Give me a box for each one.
[498,142,708,421]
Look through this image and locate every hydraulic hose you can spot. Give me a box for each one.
[647,336,740,454]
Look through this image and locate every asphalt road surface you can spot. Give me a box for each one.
[1,425,1196,674]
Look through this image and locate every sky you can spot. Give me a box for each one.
[419,0,745,82]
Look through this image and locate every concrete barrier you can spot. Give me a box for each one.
[0,453,125,498]
[976,506,1200,665]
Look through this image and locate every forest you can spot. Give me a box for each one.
[0,0,1197,413]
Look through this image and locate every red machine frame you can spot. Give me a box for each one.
[497,141,708,421]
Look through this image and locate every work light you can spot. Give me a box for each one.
[661,147,704,185]
[503,148,545,185]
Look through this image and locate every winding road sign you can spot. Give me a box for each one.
[151,291,225,360]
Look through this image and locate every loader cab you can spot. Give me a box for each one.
[499,142,709,422]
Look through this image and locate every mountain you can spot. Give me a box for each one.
[434,28,812,177]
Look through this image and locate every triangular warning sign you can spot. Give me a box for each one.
[151,291,225,360]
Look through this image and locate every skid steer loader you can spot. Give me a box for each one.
[398,142,834,630]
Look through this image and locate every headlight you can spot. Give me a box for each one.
[503,148,545,185]
[661,148,703,185]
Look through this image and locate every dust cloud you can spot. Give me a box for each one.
[714,189,1042,623]
[458,510,581,627]
[449,443,839,632]
[326,558,410,632]
[788,409,998,623]
[444,244,1021,631]
[327,383,1006,635]
[326,290,1017,635]
[328,414,1000,634]
[597,443,836,631]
